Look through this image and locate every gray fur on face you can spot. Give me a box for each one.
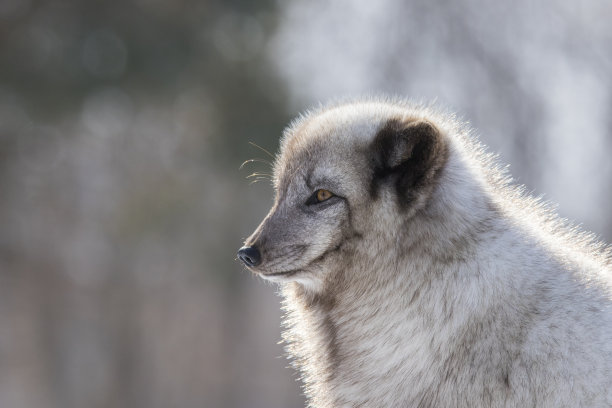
[240,98,612,407]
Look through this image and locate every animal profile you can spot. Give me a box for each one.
[238,99,612,407]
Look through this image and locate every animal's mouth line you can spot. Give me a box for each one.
[261,269,300,278]
[256,240,347,279]
[241,261,303,278]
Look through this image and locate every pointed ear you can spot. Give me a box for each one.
[370,118,448,203]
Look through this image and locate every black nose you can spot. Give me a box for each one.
[237,246,262,267]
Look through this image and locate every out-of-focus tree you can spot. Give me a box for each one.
[0,1,301,408]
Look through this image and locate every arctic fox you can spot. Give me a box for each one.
[237,99,612,407]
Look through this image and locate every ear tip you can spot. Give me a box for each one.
[371,116,447,169]
[406,119,439,135]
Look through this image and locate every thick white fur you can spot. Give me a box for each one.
[245,99,612,407]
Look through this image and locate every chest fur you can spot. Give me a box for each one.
[282,274,519,407]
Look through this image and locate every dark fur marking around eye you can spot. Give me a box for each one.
[369,118,448,208]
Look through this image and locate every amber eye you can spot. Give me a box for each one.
[305,189,336,206]
[315,189,333,202]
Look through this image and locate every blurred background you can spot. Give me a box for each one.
[0,0,611,407]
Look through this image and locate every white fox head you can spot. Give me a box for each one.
[238,101,449,290]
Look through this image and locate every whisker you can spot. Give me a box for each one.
[249,141,275,159]
[249,179,272,185]
[246,172,272,179]
[239,158,273,170]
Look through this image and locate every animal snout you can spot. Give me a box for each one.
[237,246,262,267]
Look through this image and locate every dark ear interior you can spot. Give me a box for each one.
[370,118,448,203]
